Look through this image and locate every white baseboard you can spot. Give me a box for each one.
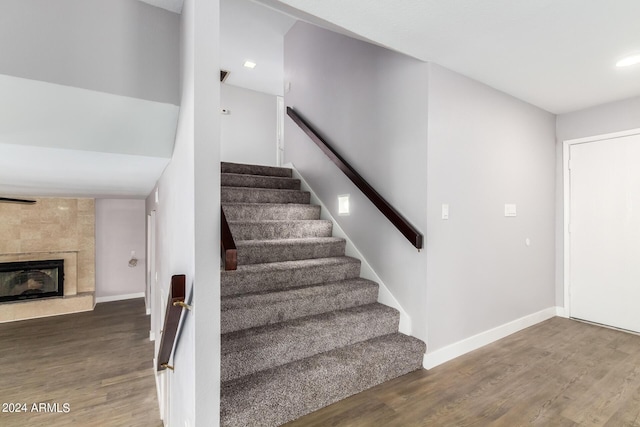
[555,306,568,318]
[95,292,145,304]
[423,306,560,369]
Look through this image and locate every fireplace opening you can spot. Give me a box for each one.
[0,259,64,303]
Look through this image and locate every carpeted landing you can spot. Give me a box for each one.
[220,162,426,427]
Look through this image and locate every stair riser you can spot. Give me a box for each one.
[222,174,301,190]
[237,240,345,265]
[223,204,321,221]
[222,187,310,204]
[221,162,292,178]
[220,259,362,296]
[229,221,332,241]
[221,334,426,427]
[221,305,399,382]
[221,283,378,334]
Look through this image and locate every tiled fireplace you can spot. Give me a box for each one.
[0,198,95,322]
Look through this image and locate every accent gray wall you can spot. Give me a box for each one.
[0,0,179,105]
[284,21,557,354]
[221,84,278,166]
[426,64,556,351]
[284,22,429,341]
[555,95,640,307]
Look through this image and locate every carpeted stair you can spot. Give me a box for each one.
[220,161,426,427]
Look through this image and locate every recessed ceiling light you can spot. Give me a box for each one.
[616,54,640,68]
[243,61,256,69]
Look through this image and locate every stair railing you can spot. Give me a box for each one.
[221,207,237,270]
[287,107,424,250]
[157,274,190,371]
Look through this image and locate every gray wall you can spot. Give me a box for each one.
[426,64,556,351]
[0,0,179,105]
[284,21,558,354]
[555,95,640,306]
[284,21,430,340]
[221,84,278,166]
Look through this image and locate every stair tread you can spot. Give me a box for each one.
[221,303,398,382]
[221,173,301,190]
[220,333,425,427]
[223,256,360,273]
[221,162,292,178]
[222,278,377,308]
[235,236,345,246]
[222,186,306,193]
[223,303,396,349]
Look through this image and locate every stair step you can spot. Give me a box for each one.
[221,278,379,334]
[220,333,426,427]
[221,303,398,382]
[221,257,362,297]
[236,237,345,265]
[222,203,321,221]
[229,220,332,241]
[221,173,301,190]
[222,187,310,204]
[221,162,292,178]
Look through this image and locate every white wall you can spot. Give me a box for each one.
[284,22,429,341]
[555,95,640,306]
[146,0,220,424]
[95,199,146,300]
[0,0,179,104]
[426,63,557,352]
[221,84,278,166]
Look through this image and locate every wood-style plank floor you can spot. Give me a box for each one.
[0,299,161,427]
[284,317,640,427]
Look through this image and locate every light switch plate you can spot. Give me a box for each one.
[441,204,449,220]
[504,204,517,217]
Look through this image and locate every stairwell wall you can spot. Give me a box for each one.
[221,84,278,166]
[283,22,429,342]
[284,22,557,364]
[145,0,220,425]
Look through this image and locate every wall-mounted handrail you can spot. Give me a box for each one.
[157,274,188,371]
[287,107,424,250]
[221,207,237,270]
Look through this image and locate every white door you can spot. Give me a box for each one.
[569,133,640,333]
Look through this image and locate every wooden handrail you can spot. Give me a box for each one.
[221,207,237,270]
[287,107,424,250]
[157,274,187,371]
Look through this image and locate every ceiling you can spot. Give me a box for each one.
[252,0,640,114]
[145,0,640,113]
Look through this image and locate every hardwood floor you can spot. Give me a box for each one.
[284,317,640,426]
[0,299,161,427]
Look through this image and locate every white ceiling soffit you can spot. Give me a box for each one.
[0,143,169,198]
[0,74,178,197]
[255,0,640,114]
[137,0,183,14]
[221,0,296,96]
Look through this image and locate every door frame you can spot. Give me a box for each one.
[562,128,640,318]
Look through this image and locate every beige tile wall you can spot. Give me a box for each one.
[0,198,95,294]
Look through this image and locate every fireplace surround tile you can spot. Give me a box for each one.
[0,198,95,321]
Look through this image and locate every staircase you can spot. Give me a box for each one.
[220,162,426,427]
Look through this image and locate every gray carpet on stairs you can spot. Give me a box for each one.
[219,161,426,427]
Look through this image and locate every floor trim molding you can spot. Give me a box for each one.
[423,306,560,369]
[96,292,145,304]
